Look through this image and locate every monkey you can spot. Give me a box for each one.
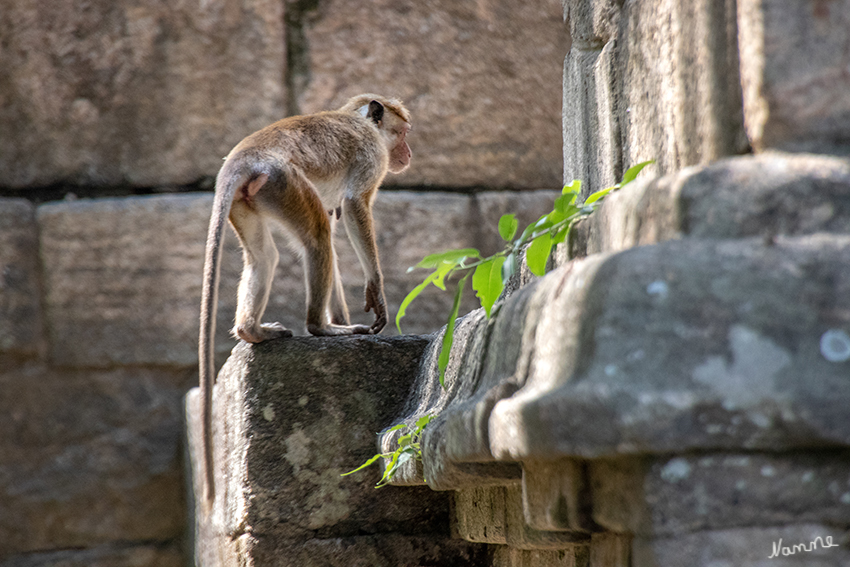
[198,94,412,506]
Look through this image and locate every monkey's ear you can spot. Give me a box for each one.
[367,100,384,125]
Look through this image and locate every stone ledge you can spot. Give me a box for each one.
[185,334,487,566]
[568,152,850,258]
[392,235,850,481]
[377,233,850,557]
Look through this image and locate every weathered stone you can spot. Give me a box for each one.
[563,44,621,195]
[522,459,592,533]
[632,524,850,567]
[0,361,191,555]
[568,153,850,259]
[37,190,558,367]
[248,535,486,567]
[591,452,850,537]
[384,232,850,493]
[0,199,43,356]
[454,487,510,545]
[504,485,590,550]
[738,0,850,154]
[564,0,621,47]
[490,544,591,567]
[453,486,591,551]
[0,543,184,567]
[37,195,244,367]
[296,0,567,189]
[491,235,850,461]
[0,0,285,189]
[615,0,747,177]
[186,335,484,565]
[588,533,630,567]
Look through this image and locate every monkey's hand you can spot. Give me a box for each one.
[364,280,387,334]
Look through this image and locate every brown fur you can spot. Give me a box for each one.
[198,95,411,507]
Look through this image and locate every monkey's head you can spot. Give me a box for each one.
[345,94,412,174]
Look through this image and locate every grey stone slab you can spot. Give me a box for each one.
[36,191,554,368]
[0,361,191,555]
[569,153,850,259]
[0,0,285,188]
[632,524,850,567]
[0,198,43,356]
[738,0,850,154]
[37,194,243,367]
[185,334,485,565]
[297,0,568,190]
[0,543,184,567]
[491,235,850,461]
[591,452,850,537]
[615,0,747,176]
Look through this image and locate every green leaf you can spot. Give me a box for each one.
[414,248,480,270]
[438,273,469,388]
[383,422,407,434]
[526,232,553,277]
[498,214,519,241]
[432,261,456,291]
[562,179,581,198]
[472,256,506,318]
[397,434,412,447]
[621,160,654,186]
[341,452,387,476]
[584,186,613,205]
[553,194,580,217]
[415,414,434,429]
[395,271,439,333]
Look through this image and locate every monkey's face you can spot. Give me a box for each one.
[387,121,412,174]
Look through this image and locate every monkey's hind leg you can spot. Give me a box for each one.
[328,221,351,325]
[229,200,293,343]
[266,167,370,337]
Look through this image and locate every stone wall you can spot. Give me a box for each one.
[186,0,850,566]
[0,0,566,565]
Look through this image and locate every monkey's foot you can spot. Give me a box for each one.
[307,323,371,337]
[234,321,293,343]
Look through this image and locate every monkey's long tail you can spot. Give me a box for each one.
[198,167,248,508]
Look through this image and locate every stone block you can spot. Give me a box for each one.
[738,0,850,154]
[632,524,850,567]
[36,190,554,367]
[563,44,621,195]
[491,235,850,461]
[0,543,184,567]
[504,485,590,550]
[185,335,485,565]
[454,487,510,545]
[37,195,244,367]
[522,459,592,533]
[296,0,567,189]
[564,0,621,47]
[0,0,285,188]
[489,544,591,567]
[569,153,850,258]
[453,486,590,551]
[248,535,486,567]
[0,199,43,356]
[0,361,191,555]
[591,452,850,537]
[615,0,747,177]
